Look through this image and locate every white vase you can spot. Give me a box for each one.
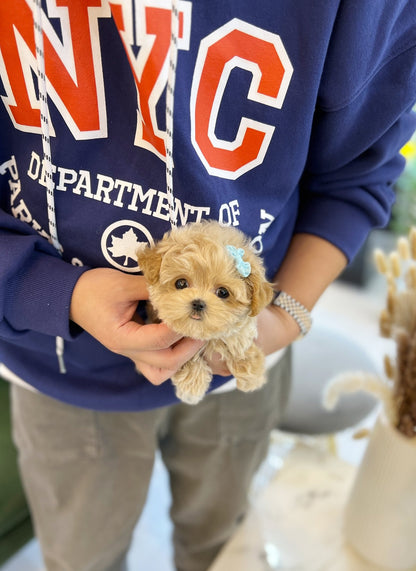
[344,413,416,570]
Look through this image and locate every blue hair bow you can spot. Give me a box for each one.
[226,245,251,278]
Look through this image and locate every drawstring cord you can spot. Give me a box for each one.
[33,0,66,374]
[166,0,179,230]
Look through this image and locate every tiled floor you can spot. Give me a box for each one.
[1,275,389,571]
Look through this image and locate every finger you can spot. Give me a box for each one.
[116,321,183,352]
[135,338,206,385]
[134,337,205,373]
[135,363,177,386]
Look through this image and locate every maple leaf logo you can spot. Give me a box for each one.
[107,228,146,266]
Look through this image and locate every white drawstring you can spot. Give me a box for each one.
[33,0,66,374]
[55,336,66,375]
[165,0,179,230]
[33,0,61,252]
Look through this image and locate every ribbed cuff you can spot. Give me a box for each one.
[5,251,89,341]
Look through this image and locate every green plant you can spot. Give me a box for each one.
[390,126,416,235]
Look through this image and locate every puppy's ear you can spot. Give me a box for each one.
[246,265,274,317]
[137,245,163,286]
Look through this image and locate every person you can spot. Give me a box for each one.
[1,1,415,570]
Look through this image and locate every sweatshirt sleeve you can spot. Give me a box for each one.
[295,1,416,262]
[0,209,89,341]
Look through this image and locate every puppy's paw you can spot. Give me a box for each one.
[172,359,212,405]
[175,388,205,406]
[229,344,267,392]
[236,372,267,393]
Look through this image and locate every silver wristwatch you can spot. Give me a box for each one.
[272,290,312,338]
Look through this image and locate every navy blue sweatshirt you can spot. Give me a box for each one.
[0,0,415,410]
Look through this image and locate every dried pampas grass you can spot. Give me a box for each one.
[324,227,416,438]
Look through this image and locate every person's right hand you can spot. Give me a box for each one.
[69,268,205,385]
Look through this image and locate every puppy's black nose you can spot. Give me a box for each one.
[191,299,206,313]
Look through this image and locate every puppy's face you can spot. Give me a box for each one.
[137,223,273,340]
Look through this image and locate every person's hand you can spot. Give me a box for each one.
[69,268,205,385]
[205,303,300,377]
[255,303,301,354]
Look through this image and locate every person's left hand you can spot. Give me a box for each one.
[205,304,300,377]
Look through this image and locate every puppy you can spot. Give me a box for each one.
[137,220,274,404]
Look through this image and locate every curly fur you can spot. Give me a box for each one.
[137,221,274,404]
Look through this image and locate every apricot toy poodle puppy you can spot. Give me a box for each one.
[137,220,273,404]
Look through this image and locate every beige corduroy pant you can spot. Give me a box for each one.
[11,352,290,571]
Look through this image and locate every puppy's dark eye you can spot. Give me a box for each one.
[216,287,230,299]
[175,278,189,290]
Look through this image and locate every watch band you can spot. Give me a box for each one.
[272,290,312,338]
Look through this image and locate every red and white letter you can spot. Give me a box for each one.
[191,19,293,179]
[0,0,110,138]
[110,0,192,159]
